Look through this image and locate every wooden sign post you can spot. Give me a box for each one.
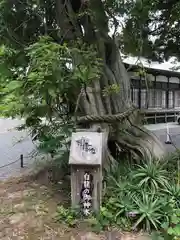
[69,131,105,216]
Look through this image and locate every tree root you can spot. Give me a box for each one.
[112,117,165,163]
[89,111,166,168]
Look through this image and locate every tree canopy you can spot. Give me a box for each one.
[121,0,180,62]
[0,0,172,163]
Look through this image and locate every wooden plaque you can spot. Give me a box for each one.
[69,132,103,166]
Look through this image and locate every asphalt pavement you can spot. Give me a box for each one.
[0,118,180,180]
[0,118,35,180]
[145,122,180,152]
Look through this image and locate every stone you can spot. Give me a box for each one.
[0,189,6,195]
[136,235,151,240]
[22,189,36,197]
[80,232,100,240]
[8,191,22,199]
[14,202,25,211]
[105,231,119,240]
[9,213,24,224]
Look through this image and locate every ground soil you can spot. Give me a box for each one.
[0,174,150,240]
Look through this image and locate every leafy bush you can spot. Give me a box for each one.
[131,160,169,192]
[0,36,102,177]
[162,182,180,208]
[164,151,180,172]
[164,209,180,238]
[55,156,180,236]
[101,191,166,231]
[100,158,180,233]
[152,207,180,240]
[132,192,164,231]
[55,205,79,227]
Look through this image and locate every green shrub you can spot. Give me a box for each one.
[166,209,180,238]
[131,159,169,192]
[132,192,164,231]
[55,205,79,227]
[92,205,132,232]
[152,207,180,240]
[106,193,135,221]
[101,158,180,232]
[102,191,167,231]
[162,182,180,208]
[163,151,180,181]
[94,206,114,231]
[55,156,180,234]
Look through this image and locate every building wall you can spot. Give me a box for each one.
[129,71,180,110]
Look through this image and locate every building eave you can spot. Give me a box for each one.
[124,62,180,78]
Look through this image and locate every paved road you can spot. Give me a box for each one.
[145,122,180,153]
[0,118,35,180]
[0,119,180,180]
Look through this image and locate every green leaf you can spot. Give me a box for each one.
[161,222,169,230]
[6,80,22,91]
[167,225,180,236]
[171,215,179,224]
[48,89,56,97]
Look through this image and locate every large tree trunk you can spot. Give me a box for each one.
[56,0,165,166]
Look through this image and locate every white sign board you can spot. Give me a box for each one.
[69,132,103,165]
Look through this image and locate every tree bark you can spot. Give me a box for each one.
[56,0,165,166]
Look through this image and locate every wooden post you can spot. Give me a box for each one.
[20,154,24,168]
[69,131,106,216]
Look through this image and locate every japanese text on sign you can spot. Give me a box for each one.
[81,172,93,216]
[69,132,103,165]
[76,137,96,155]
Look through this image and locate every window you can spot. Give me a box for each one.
[168,91,174,108]
[148,89,166,109]
[130,88,174,109]
[131,88,138,107]
[162,91,166,108]
[148,89,154,108]
[155,90,162,108]
[175,91,180,108]
[141,89,147,108]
